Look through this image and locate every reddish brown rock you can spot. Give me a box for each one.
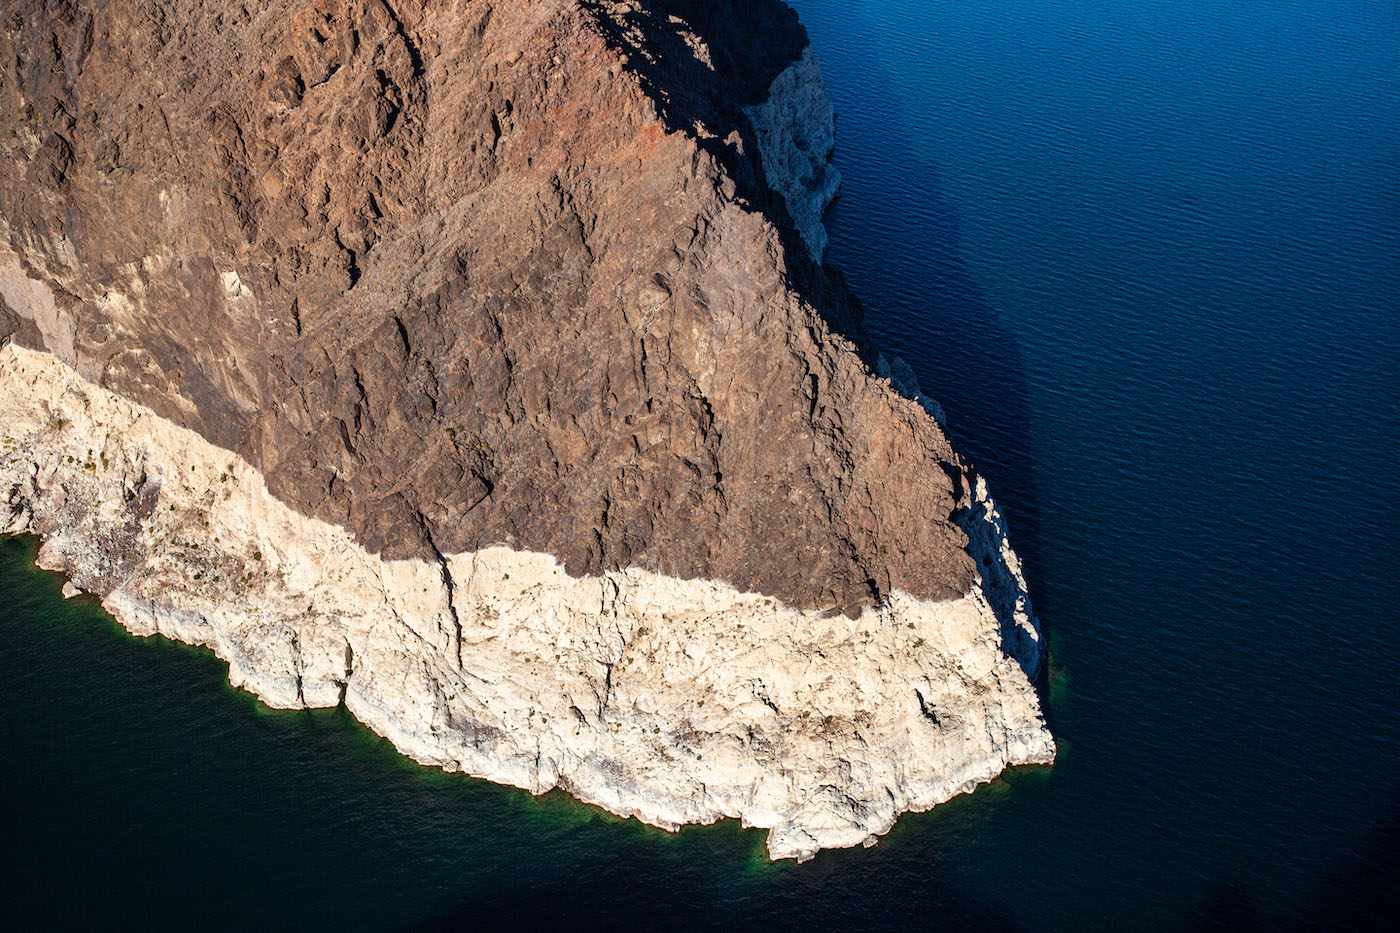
[1,0,983,617]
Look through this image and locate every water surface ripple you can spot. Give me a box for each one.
[3,0,1399,929]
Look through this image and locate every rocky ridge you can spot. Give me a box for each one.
[0,0,1053,859]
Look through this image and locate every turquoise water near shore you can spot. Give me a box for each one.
[3,1,1399,929]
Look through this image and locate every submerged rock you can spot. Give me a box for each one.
[0,0,1052,860]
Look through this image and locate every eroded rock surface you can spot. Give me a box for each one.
[744,46,842,262]
[0,0,1053,859]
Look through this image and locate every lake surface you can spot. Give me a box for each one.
[3,0,1398,929]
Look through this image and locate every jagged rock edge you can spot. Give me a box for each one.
[0,340,1053,862]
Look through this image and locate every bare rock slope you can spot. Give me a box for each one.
[0,0,1053,860]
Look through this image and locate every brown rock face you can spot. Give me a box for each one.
[1,0,977,614]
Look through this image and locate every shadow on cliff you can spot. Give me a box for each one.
[584,0,868,343]
[792,18,1055,683]
[820,144,1051,597]
[594,0,1056,690]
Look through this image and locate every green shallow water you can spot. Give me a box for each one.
[0,537,1055,931]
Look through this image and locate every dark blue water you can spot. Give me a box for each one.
[3,1,1398,929]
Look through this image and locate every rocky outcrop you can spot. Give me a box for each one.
[0,0,979,617]
[1,341,1052,861]
[744,46,842,262]
[0,0,1053,859]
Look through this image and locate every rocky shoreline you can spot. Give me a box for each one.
[1,0,1053,861]
[1,340,1051,861]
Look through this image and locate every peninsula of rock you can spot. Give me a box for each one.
[0,0,1053,860]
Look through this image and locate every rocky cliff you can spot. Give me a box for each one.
[0,0,1053,860]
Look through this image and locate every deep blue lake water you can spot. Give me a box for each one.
[3,1,1398,929]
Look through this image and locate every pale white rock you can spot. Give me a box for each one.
[744,46,843,262]
[877,352,948,426]
[0,341,1053,861]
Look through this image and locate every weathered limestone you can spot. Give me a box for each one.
[745,46,844,262]
[1,341,1053,861]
